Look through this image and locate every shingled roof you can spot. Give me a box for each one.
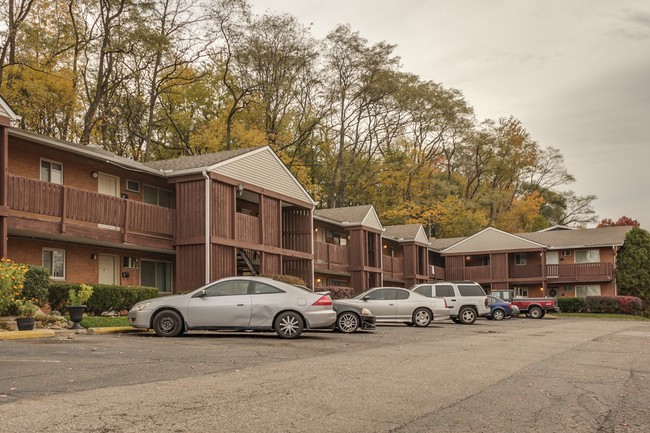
[518,225,633,249]
[313,205,383,231]
[145,147,258,172]
[383,224,430,245]
[430,225,633,253]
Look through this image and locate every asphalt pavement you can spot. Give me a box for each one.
[1,318,649,433]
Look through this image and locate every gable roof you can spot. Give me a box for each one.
[431,225,634,254]
[518,225,633,249]
[314,205,383,231]
[383,224,430,245]
[442,227,546,254]
[146,146,314,206]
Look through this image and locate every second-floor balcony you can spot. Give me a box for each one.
[382,255,404,280]
[445,261,614,283]
[7,175,175,249]
[314,241,349,273]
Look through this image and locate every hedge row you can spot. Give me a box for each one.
[557,296,646,315]
[49,283,159,315]
[320,286,355,299]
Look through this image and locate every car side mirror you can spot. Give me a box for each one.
[362,295,370,301]
[193,289,207,298]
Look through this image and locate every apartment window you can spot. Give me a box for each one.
[561,250,572,257]
[141,260,173,293]
[514,287,528,297]
[575,249,600,264]
[143,185,174,208]
[515,253,527,266]
[126,179,141,193]
[576,284,601,297]
[40,159,63,184]
[327,278,348,287]
[42,248,65,279]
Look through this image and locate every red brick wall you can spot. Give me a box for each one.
[7,238,174,287]
[8,137,171,203]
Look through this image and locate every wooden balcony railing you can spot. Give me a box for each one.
[314,241,349,273]
[464,265,491,281]
[547,262,613,281]
[7,175,175,240]
[382,255,404,278]
[235,213,260,244]
[429,265,446,281]
[509,264,543,279]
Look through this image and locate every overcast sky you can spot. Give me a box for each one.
[250,0,650,228]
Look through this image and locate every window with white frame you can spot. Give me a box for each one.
[575,249,600,263]
[514,287,528,297]
[514,253,527,266]
[141,260,173,293]
[575,284,601,297]
[40,159,63,184]
[42,248,65,279]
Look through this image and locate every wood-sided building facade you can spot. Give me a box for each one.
[428,226,632,298]
[382,224,431,288]
[0,97,314,293]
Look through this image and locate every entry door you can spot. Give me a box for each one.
[98,173,119,229]
[98,173,119,196]
[98,255,119,285]
[546,251,559,265]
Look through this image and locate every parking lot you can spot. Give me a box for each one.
[1,317,650,433]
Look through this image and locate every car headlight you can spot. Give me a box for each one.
[131,302,151,312]
[361,308,372,315]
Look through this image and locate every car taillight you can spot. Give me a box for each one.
[312,295,333,306]
[484,297,489,307]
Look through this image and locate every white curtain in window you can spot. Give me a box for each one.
[575,249,600,263]
[576,285,601,297]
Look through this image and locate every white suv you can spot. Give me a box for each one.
[410,282,489,325]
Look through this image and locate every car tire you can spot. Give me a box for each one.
[492,309,505,321]
[458,307,477,325]
[451,317,461,324]
[337,312,360,333]
[529,306,543,319]
[275,311,304,338]
[412,308,432,327]
[152,310,184,337]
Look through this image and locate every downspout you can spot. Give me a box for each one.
[202,171,210,285]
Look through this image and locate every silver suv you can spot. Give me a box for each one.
[410,282,489,325]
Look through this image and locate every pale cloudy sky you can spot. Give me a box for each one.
[250,0,650,228]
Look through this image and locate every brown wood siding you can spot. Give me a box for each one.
[176,180,205,240]
[445,256,465,281]
[283,207,311,253]
[212,244,236,280]
[213,181,234,238]
[283,258,312,286]
[235,213,260,244]
[176,244,205,291]
[491,253,508,279]
[262,253,281,275]
[349,229,365,268]
[262,195,280,247]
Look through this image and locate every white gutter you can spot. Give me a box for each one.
[202,171,211,284]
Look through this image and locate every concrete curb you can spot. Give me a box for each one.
[0,329,56,341]
[1,326,148,341]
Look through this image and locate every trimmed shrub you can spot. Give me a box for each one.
[49,283,159,315]
[585,296,645,315]
[321,286,355,299]
[21,265,51,307]
[261,274,307,287]
[557,297,587,313]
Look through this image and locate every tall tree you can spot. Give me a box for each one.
[616,227,650,304]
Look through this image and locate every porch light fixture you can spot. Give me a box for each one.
[466,256,471,261]
[90,254,97,260]
[91,171,98,178]
[237,183,244,196]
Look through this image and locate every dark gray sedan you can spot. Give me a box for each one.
[128,277,336,339]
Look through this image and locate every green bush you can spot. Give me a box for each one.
[49,283,159,315]
[585,296,645,315]
[557,297,587,313]
[21,265,50,307]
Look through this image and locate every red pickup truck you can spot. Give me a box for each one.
[490,290,560,319]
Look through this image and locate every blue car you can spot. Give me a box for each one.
[486,295,515,321]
